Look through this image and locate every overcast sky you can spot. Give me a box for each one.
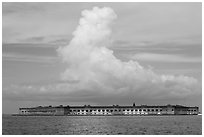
[2,2,202,114]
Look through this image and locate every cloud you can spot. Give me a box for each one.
[130,53,201,63]
[2,3,46,15]
[3,52,58,63]
[21,36,45,43]
[55,7,200,99]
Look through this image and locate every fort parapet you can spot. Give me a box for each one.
[18,104,199,116]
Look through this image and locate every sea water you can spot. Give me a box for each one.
[2,115,202,135]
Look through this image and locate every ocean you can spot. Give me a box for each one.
[2,115,202,135]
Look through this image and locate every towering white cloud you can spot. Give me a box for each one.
[57,7,199,98]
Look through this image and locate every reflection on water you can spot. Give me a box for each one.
[2,115,202,135]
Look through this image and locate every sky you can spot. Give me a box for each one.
[2,2,202,114]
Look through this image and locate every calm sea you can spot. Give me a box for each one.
[2,115,202,135]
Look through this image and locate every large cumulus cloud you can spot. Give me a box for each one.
[55,6,200,100]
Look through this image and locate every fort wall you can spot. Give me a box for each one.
[18,104,199,116]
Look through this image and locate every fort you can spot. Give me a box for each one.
[17,103,199,116]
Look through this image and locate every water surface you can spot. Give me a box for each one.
[2,115,202,135]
